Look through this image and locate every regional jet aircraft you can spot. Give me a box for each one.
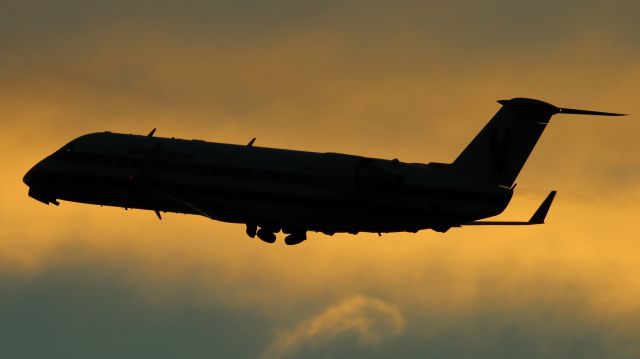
[23,98,624,245]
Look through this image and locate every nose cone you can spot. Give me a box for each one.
[23,161,46,187]
[23,167,35,187]
[24,158,51,187]
[24,161,59,205]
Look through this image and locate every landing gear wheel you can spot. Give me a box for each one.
[284,232,307,246]
[256,228,276,244]
[246,224,257,238]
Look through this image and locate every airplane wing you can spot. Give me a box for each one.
[460,191,557,226]
[128,177,215,219]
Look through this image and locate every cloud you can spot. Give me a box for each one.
[0,259,272,359]
[3,253,640,359]
[261,295,405,359]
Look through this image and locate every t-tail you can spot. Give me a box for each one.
[450,98,625,187]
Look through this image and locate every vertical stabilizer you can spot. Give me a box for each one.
[451,98,623,187]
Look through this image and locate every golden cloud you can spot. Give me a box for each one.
[261,295,405,359]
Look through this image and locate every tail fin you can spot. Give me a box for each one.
[450,98,624,187]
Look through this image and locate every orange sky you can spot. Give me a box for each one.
[2,1,640,357]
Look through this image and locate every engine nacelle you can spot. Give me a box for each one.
[312,154,403,192]
[356,160,404,191]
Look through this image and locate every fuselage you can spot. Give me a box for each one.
[24,132,512,235]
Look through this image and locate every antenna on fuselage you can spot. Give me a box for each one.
[247,137,256,147]
[147,128,157,137]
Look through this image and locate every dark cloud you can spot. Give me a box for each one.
[0,259,270,359]
[3,0,640,49]
[2,251,640,359]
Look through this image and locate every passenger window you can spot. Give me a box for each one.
[228,167,240,178]
[270,171,282,183]
[287,173,299,184]
[303,174,314,185]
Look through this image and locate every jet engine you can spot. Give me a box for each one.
[356,160,403,191]
[313,154,403,192]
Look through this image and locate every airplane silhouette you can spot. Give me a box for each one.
[23,98,624,245]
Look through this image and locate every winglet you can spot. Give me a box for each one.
[528,191,557,224]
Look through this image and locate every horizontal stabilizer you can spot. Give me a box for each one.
[528,190,556,224]
[558,107,626,116]
[461,190,557,226]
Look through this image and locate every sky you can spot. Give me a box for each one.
[1,0,640,358]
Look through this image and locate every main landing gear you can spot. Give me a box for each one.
[246,224,307,245]
[246,224,257,238]
[284,232,306,246]
[256,228,276,243]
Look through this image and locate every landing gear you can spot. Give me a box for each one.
[246,224,257,238]
[256,228,276,244]
[249,225,306,245]
[284,232,307,246]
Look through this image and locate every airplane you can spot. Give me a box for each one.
[23,98,624,245]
